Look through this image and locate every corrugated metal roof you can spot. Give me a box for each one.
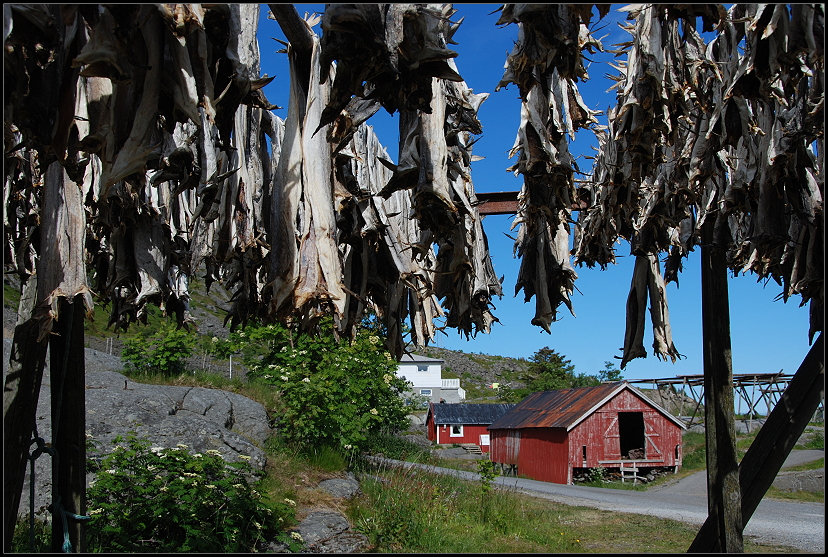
[487,381,686,431]
[429,403,516,425]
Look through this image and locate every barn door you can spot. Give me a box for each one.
[602,413,620,459]
[643,411,662,458]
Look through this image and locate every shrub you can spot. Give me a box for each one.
[246,319,412,452]
[86,433,286,552]
[121,323,196,376]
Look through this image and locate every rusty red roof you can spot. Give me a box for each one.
[488,381,686,431]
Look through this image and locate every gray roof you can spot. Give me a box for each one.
[429,403,517,425]
[400,353,444,363]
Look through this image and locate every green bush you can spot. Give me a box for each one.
[121,323,196,376]
[86,433,285,552]
[246,319,412,452]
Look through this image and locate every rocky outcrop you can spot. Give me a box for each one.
[4,341,273,518]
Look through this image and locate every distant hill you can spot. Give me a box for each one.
[413,346,531,400]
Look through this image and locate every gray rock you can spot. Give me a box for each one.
[296,511,351,545]
[318,477,361,499]
[291,510,370,552]
[772,468,825,493]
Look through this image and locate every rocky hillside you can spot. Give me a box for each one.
[415,346,531,400]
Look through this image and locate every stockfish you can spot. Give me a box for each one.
[496,4,602,335]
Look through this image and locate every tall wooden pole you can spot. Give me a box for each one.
[695,220,743,552]
[690,333,824,551]
[2,278,49,552]
[49,297,87,553]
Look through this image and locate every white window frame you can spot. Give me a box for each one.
[417,365,428,372]
[450,424,463,437]
[419,388,432,396]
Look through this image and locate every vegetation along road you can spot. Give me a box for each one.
[365,456,824,553]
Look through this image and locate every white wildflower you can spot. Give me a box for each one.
[369,335,380,345]
[206,449,222,456]
[239,455,252,461]
[212,337,219,343]
[302,377,310,383]
[290,532,303,543]
[193,453,203,458]
[89,508,103,515]
[370,408,378,415]
[177,443,188,449]
[284,498,296,507]
[205,484,217,489]
[281,375,289,381]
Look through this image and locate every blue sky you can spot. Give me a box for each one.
[255,5,813,409]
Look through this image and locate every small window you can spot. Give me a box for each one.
[419,389,432,396]
[582,445,587,462]
[417,365,428,372]
[450,424,463,437]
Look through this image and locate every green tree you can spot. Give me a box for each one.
[524,347,576,391]
[599,361,623,382]
[498,347,583,402]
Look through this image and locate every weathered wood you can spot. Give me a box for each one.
[695,220,743,552]
[268,4,313,92]
[689,333,824,552]
[49,297,86,553]
[2,278,48,553]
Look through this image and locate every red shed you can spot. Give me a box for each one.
[487,382,686,484]
[425,402,516,453]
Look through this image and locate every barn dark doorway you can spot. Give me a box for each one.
[618,412,645,459]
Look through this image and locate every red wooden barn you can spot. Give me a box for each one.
[487,381,686,484]
[425,402,516,453]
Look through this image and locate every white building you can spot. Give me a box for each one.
[396,354,465,404]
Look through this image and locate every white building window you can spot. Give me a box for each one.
[417,365,428,372]
[450,424,463,437]
[419,389,432,396]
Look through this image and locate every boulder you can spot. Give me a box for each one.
[318,475,361,499]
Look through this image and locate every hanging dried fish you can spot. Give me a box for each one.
[319,3,462,123]
[496,4,602,335]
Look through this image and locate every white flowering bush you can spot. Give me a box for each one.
[246,319,411,451]
[86,433,292,552]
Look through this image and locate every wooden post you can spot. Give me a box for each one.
[49,297,86,553]
[2,278,49,552]
[689,334,824,551]
[696,220,743,552]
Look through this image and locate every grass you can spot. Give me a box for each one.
[347,458,802,553]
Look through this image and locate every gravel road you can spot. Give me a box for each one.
[366,455,825,553]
